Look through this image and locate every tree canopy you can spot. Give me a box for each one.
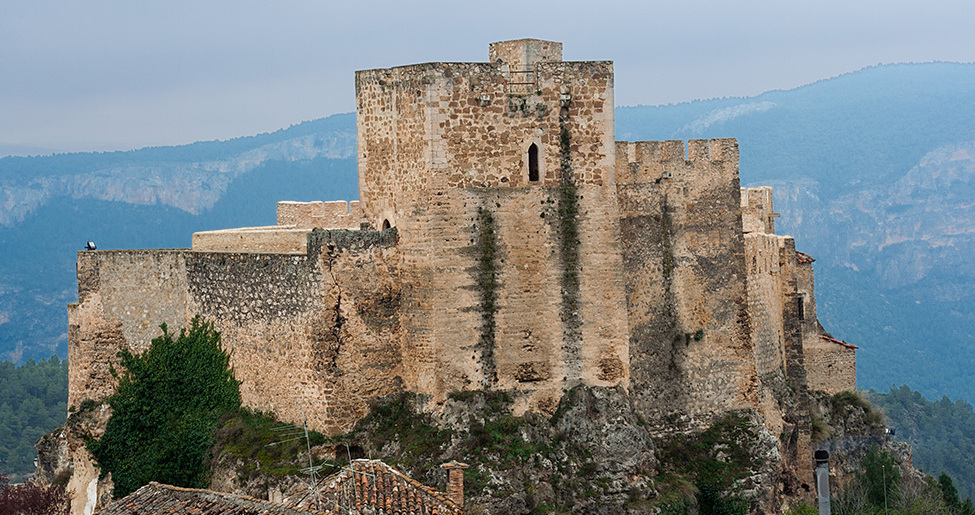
[0,356,67,481]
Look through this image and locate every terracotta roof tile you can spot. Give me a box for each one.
[98,460,462,514]
[821,334,858,349]
[100,482,322,514]
[315,459,462,515]
[796,251,815,264]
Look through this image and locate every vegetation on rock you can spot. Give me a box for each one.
[655,412,765,515]
[88,317,241,498]
[211,408,329,481]
[475,207,499,387]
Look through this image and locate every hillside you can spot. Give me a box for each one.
[2,63,975,406]
[869,385,975,501]
[0,357,67,481]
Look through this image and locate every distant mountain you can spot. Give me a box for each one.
[2,63,974,408]
[0,114,358,362]
[618,62,975,404]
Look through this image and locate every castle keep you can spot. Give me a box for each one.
[68,39,854,443]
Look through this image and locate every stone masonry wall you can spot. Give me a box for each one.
[488,39,563,71]
[745,232,789,377]
[390,182,629,415]
[69,250,190,407]
[277,200,364,230]
[356,44,625,413]
[615,138,760,434]
[741,186,777,234]
[355,54,615,230]
[67,230,404,435]
[803,342,856,395]
[798,261,856,394]
[191,227,312,253]
[741,186,817,493]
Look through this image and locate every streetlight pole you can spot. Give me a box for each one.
[815,450,831,515]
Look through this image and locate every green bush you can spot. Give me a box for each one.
[88,317,241,498]
[656,412,759,514]
[861,444,900,509]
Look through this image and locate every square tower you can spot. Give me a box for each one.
[355,39,616,229]
[354,40,628,409]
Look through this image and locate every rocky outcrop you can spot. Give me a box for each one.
[35,402,115,515]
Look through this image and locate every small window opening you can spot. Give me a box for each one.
[797,294,806,320]
[528,143,539,182]
[382,219,391,230]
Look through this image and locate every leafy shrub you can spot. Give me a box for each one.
[88,317,241,498]
[656,412,759,514]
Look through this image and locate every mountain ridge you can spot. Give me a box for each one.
[1,62,973,407]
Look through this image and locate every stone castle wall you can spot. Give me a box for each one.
[276,200,363,230]
[798,259,856,395]
[355,40,625,413]
[745,233,788,377]
[355,43,614,230]
[67,38,853,440]
[69,230,403,434]
[615,138,760,433]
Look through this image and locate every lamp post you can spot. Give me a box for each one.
[815,450,831,515]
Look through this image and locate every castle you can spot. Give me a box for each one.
[66,38,855,504]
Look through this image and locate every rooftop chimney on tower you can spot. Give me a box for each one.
[441,461,469,508]
[488,38,563,70]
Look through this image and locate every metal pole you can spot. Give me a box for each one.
[883,464,888,514]
[815,450,831,515]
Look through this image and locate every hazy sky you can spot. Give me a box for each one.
[3,0,975,156]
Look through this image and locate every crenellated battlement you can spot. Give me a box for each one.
[615,138,739,185]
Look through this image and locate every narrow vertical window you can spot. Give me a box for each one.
[528,143,539,182]
[797,294,806,320]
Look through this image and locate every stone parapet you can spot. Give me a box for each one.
[276,200,363,230]
[192,226,312,254]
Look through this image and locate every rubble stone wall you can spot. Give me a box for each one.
[67,230,404,434]
[798,261,856,394]
[616,138,760,434]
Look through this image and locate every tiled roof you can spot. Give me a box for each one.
[796,252,815,264]
[821,334,858,350]
[100,482,321,514]
[315,459,462,515]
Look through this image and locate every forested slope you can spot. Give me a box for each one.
[869,385,975,501]
[0,357,67,481]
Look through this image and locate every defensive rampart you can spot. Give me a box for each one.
[69,229,403,434]
[615,138,760,433]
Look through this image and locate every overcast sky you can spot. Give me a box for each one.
[3,0,975,156]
